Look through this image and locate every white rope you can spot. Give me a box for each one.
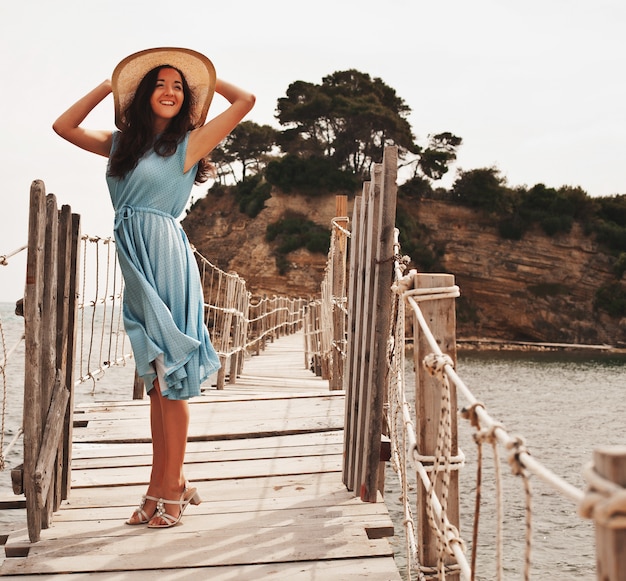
[403,285,584,504]
[0,244,27,266]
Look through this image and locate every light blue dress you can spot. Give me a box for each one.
[106,131,221,400]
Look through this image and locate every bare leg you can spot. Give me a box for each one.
[148,384,190,525]
[126,380,164,524]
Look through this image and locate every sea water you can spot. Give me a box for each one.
[385,348,626,580]
[1,302,625,579]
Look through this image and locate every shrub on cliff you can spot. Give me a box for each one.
[266,212,331,274]
[234,175,272,218]
[594,283,626,318]
[265,155,358,195]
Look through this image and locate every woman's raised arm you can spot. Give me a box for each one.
[184,79,255,173]
[53,80,114,157]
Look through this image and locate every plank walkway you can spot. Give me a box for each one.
[0,331,401,580]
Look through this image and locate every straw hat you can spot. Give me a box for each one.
[112,47,216,130]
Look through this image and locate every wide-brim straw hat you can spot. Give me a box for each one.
[111,47,216,130]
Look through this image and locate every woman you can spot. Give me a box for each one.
[53,48,255,528]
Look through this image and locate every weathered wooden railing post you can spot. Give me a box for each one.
[23,180,81,543]
[329,195,348,391]
[342,190,364,493]
[23,181,46,541]
[58,208,81,499]
[413,272,460,580]
[361,147,397,501]
[342,146,398,502]
[592,446,626,580]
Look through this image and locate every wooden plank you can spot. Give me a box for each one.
[69,453,343,487]
[0,557,402,580]
[71,441,344,470]
[73,416,344,444]
[34,372,69,508]
[41,193,59,527]
[71,396,345,443]
[71,430,344,460]
[62,472,349,507]
[1,525,393,575]
[23,500,393,534]
[361,146,397,502]
[23,180,47,542]
[54,488,391,522]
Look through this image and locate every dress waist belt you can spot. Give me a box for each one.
[114,205,175,228]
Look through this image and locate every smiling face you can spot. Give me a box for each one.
[150,67,185,130]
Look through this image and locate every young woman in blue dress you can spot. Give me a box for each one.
[53,48,255,528]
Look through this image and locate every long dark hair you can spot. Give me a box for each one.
[108,65,212,183]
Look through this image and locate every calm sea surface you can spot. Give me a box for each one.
[1,302,625,579]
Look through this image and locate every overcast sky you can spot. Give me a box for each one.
[1,0,625,301]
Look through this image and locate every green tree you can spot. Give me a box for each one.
[452,167,510,211]
[276,69,461,179]
[415,132,463,180]
[212,121,278,183]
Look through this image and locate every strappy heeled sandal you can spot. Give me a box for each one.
[126,494,159,525]
[147,486,201,529]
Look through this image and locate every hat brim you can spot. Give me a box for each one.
[112,47,216,130]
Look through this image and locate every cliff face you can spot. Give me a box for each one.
[414,199,624,345]
[182,189,338,298]
[183,190,625,346]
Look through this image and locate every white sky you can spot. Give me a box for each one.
[1,0,625,301]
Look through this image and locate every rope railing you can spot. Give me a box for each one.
[75,235,131,387]
[194,248,307,389]
[304,199,350,389]
[0,244,27,473]
[386,226,624,580]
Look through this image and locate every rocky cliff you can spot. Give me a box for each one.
[182,189,625,346]
[412,198,624,346]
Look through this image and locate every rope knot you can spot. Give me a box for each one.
[391,270,416,295]
[579,461,626,529]
[461,402,485,429]
[506,435,530,476]
[473,422,503,446]
[423,353,454,378]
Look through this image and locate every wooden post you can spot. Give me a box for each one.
[132,370,144,399]
[60,211,81,499]
[23,180,46,542]
[354,169,381,500]
[54,204,71,510]
[414,272,460,579]
[593,446,626,581]
[361,146,397,502]
[342,193,364,491]
[330,195,348,391]
[40,194,59,527]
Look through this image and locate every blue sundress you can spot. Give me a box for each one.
[106,131,220,399]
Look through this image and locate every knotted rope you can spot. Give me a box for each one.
[579,461,626,529]
[422,352,466,577]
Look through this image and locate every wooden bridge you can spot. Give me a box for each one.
[4,149,625,580]
[0,331,401,579]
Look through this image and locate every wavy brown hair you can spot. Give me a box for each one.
[108,65,212,183]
